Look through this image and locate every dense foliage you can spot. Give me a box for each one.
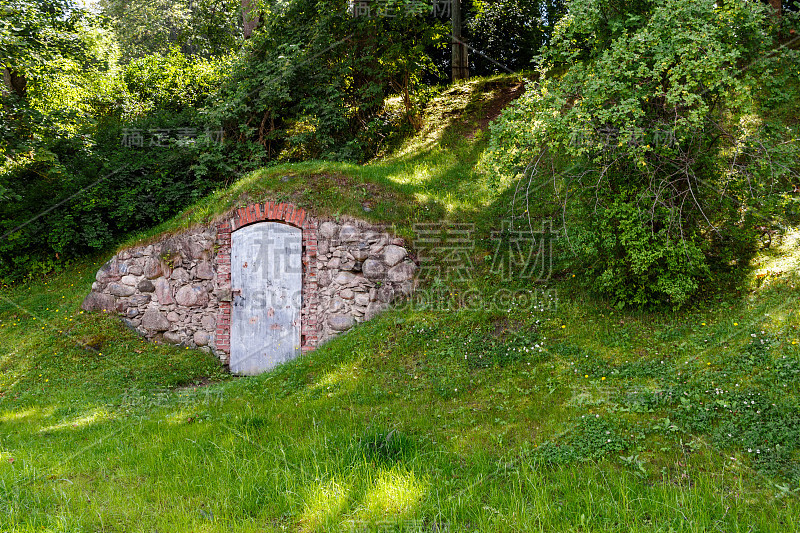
[484,0,800,308]
[467,0,566,74]
[98,0,243,62]
[2,0,798,306]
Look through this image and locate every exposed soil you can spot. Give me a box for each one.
[465,81,526,140]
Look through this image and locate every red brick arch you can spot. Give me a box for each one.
[214,202,319,362]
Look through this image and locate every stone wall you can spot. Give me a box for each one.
[81,202,417,364]
[315,219,416,343]
[81,226,222,351]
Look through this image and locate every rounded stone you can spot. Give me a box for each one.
[387,262,417,282]
[81,292,116,313]
[362,259,387,280]
[175,285,208,307]
[154,278,174,305]
[328,315,355,331]
[138,279,155,293]
[383,245,407,267]
[141,307,170,331]
[129,294,151,306]
[143,258,163,279]
[108,283,135,297]
[195,261,214,280]
[339,225,360,242]
[189,239,213,260]
[163,331,182,344]
[352,245,370,262]
[318,271,331,288]
[193,331,211,346]
[120,275,139,287]
[319,222,339,239]
[171,268,190,282]
[334,272,357,285]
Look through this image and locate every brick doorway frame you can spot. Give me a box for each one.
[213,202,319,362]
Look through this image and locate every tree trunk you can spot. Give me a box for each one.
[769,0,782,17]
[242,0,260,39]
[3,67,27,99]
[451,0,469,81]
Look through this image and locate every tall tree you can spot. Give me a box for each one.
[0,0,89,101]
[452,0,469,80]
[242,0,260,39]
[98,0,243,61]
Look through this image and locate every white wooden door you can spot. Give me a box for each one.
[230,222,302,375]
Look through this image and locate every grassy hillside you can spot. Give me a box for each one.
[1,75,799,532]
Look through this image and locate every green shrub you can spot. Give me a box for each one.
[482,0,800,308]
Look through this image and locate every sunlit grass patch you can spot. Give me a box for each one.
[299,478,351,532]
[352,467,426,524]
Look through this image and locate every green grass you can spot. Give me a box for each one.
[1,74,799,531]
[2,261,800,531]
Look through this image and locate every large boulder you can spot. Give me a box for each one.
[339,224,360,242]
[362,259,387,280]
[195,261,214,280]
[81,292,116,313]
[163,331,183,343]
[171,267,190,282]
[95,259,125,283]
[193,331,211,346]
[154,278,174,305]
[175,285,209,307]
[108,283,135,297]
[328,315,355,331]
[333,272,357,286]
[141,307,170,331]
[383,245,407,267]
[143,258,163,279]
[319,222,339,239]
[387,262,417,282]
[120,275,139,287]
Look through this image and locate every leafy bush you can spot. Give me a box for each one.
[0,41,232,282]
[121,49,232,115]
[482,0,800,308]
[203,0,451,164]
